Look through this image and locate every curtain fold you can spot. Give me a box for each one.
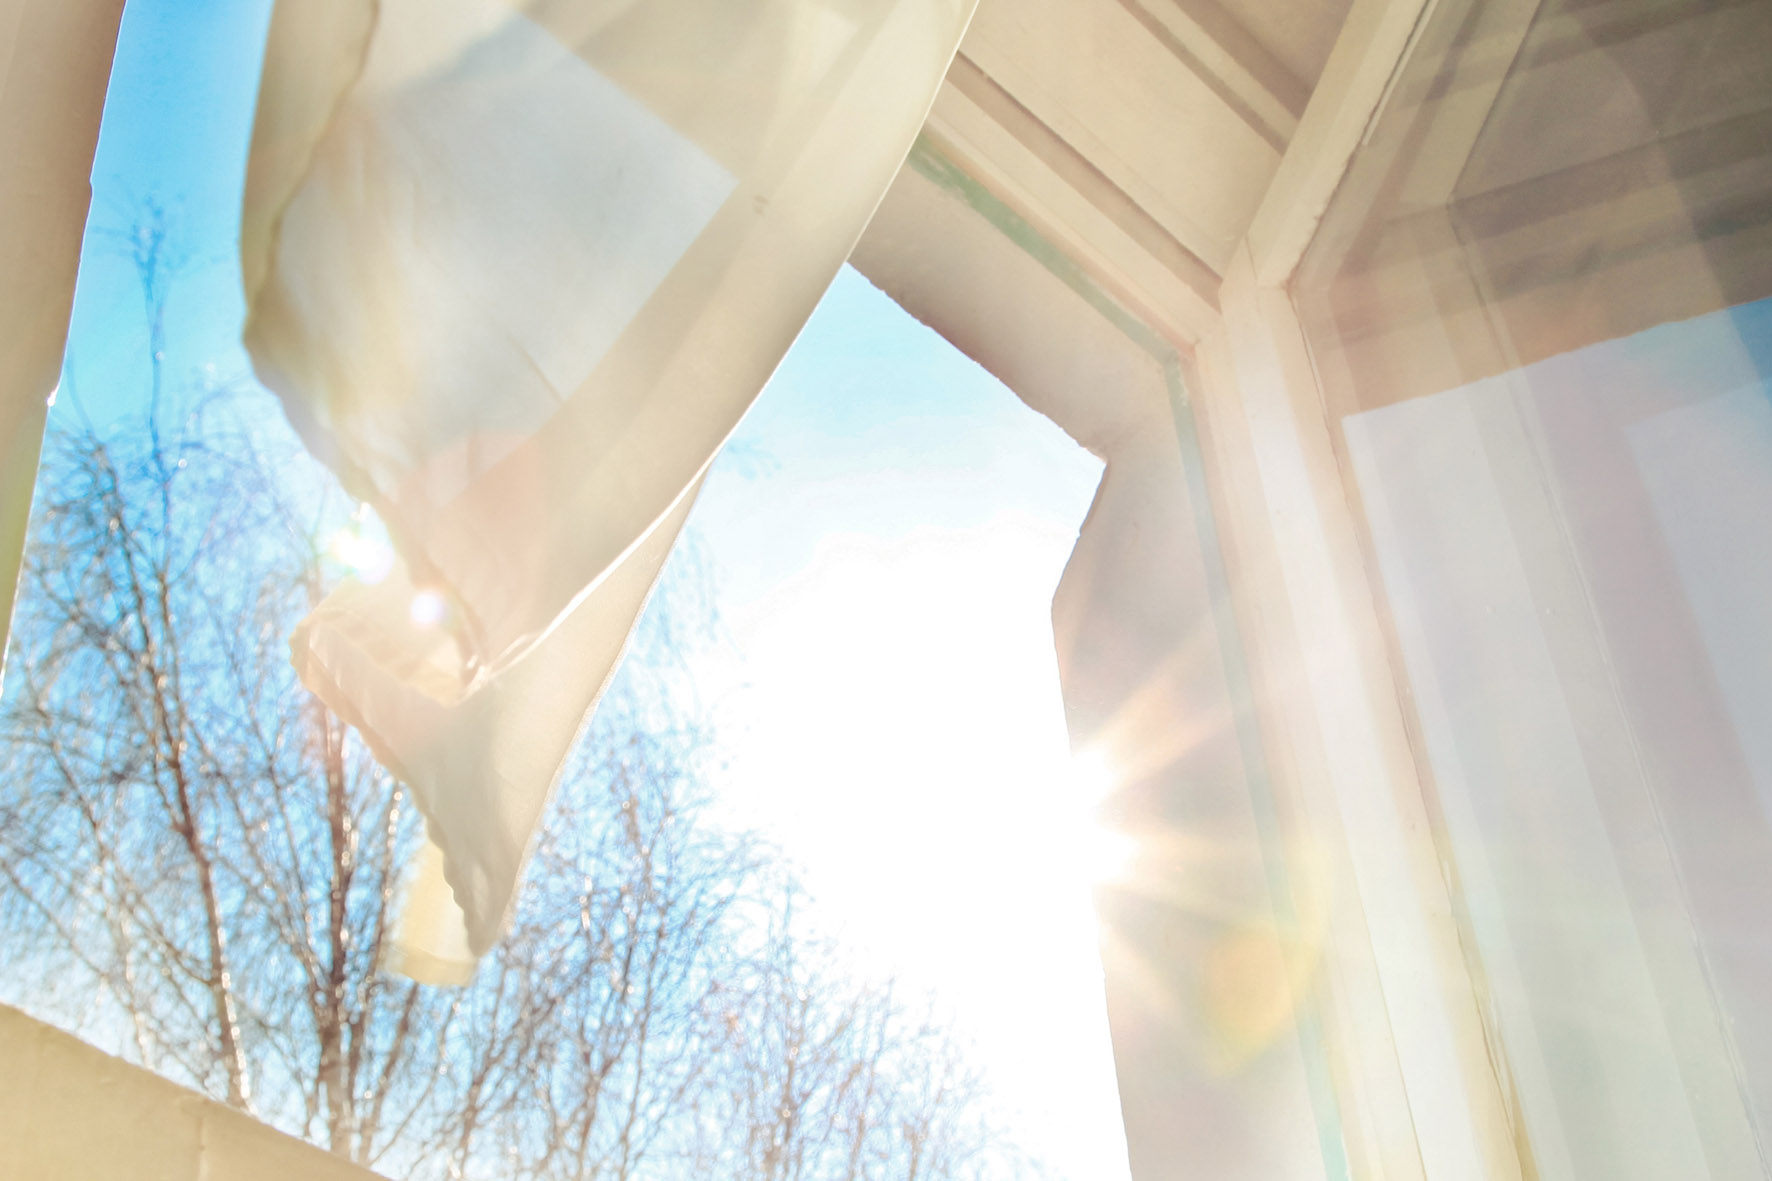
[242,0,976,981]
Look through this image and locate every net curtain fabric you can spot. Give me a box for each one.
[241,0,977,983]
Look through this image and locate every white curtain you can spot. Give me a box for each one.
[241,0,975,983]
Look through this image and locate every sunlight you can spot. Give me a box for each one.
[326,527,394,584]
[680,264,1128,1179]
[1067,747,1118,804]
[1062,749,1138,886]
[704,519,1129,1180]
[1075,810,1140,888]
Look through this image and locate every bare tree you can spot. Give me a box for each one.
[699,884,1019,1181]
[0,212,1033,1180]
[0,362,458,1149]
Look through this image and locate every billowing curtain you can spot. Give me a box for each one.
[240,0,975,983]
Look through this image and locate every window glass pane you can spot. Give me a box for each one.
[1293,2,1772,1176]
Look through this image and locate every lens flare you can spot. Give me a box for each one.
[327,528,394,584]
[409,589,448,628]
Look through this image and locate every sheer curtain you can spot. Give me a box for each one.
[241,0,976,982]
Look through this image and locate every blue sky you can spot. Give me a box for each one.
[59,0,272,428]
[58,3,1128,1176]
